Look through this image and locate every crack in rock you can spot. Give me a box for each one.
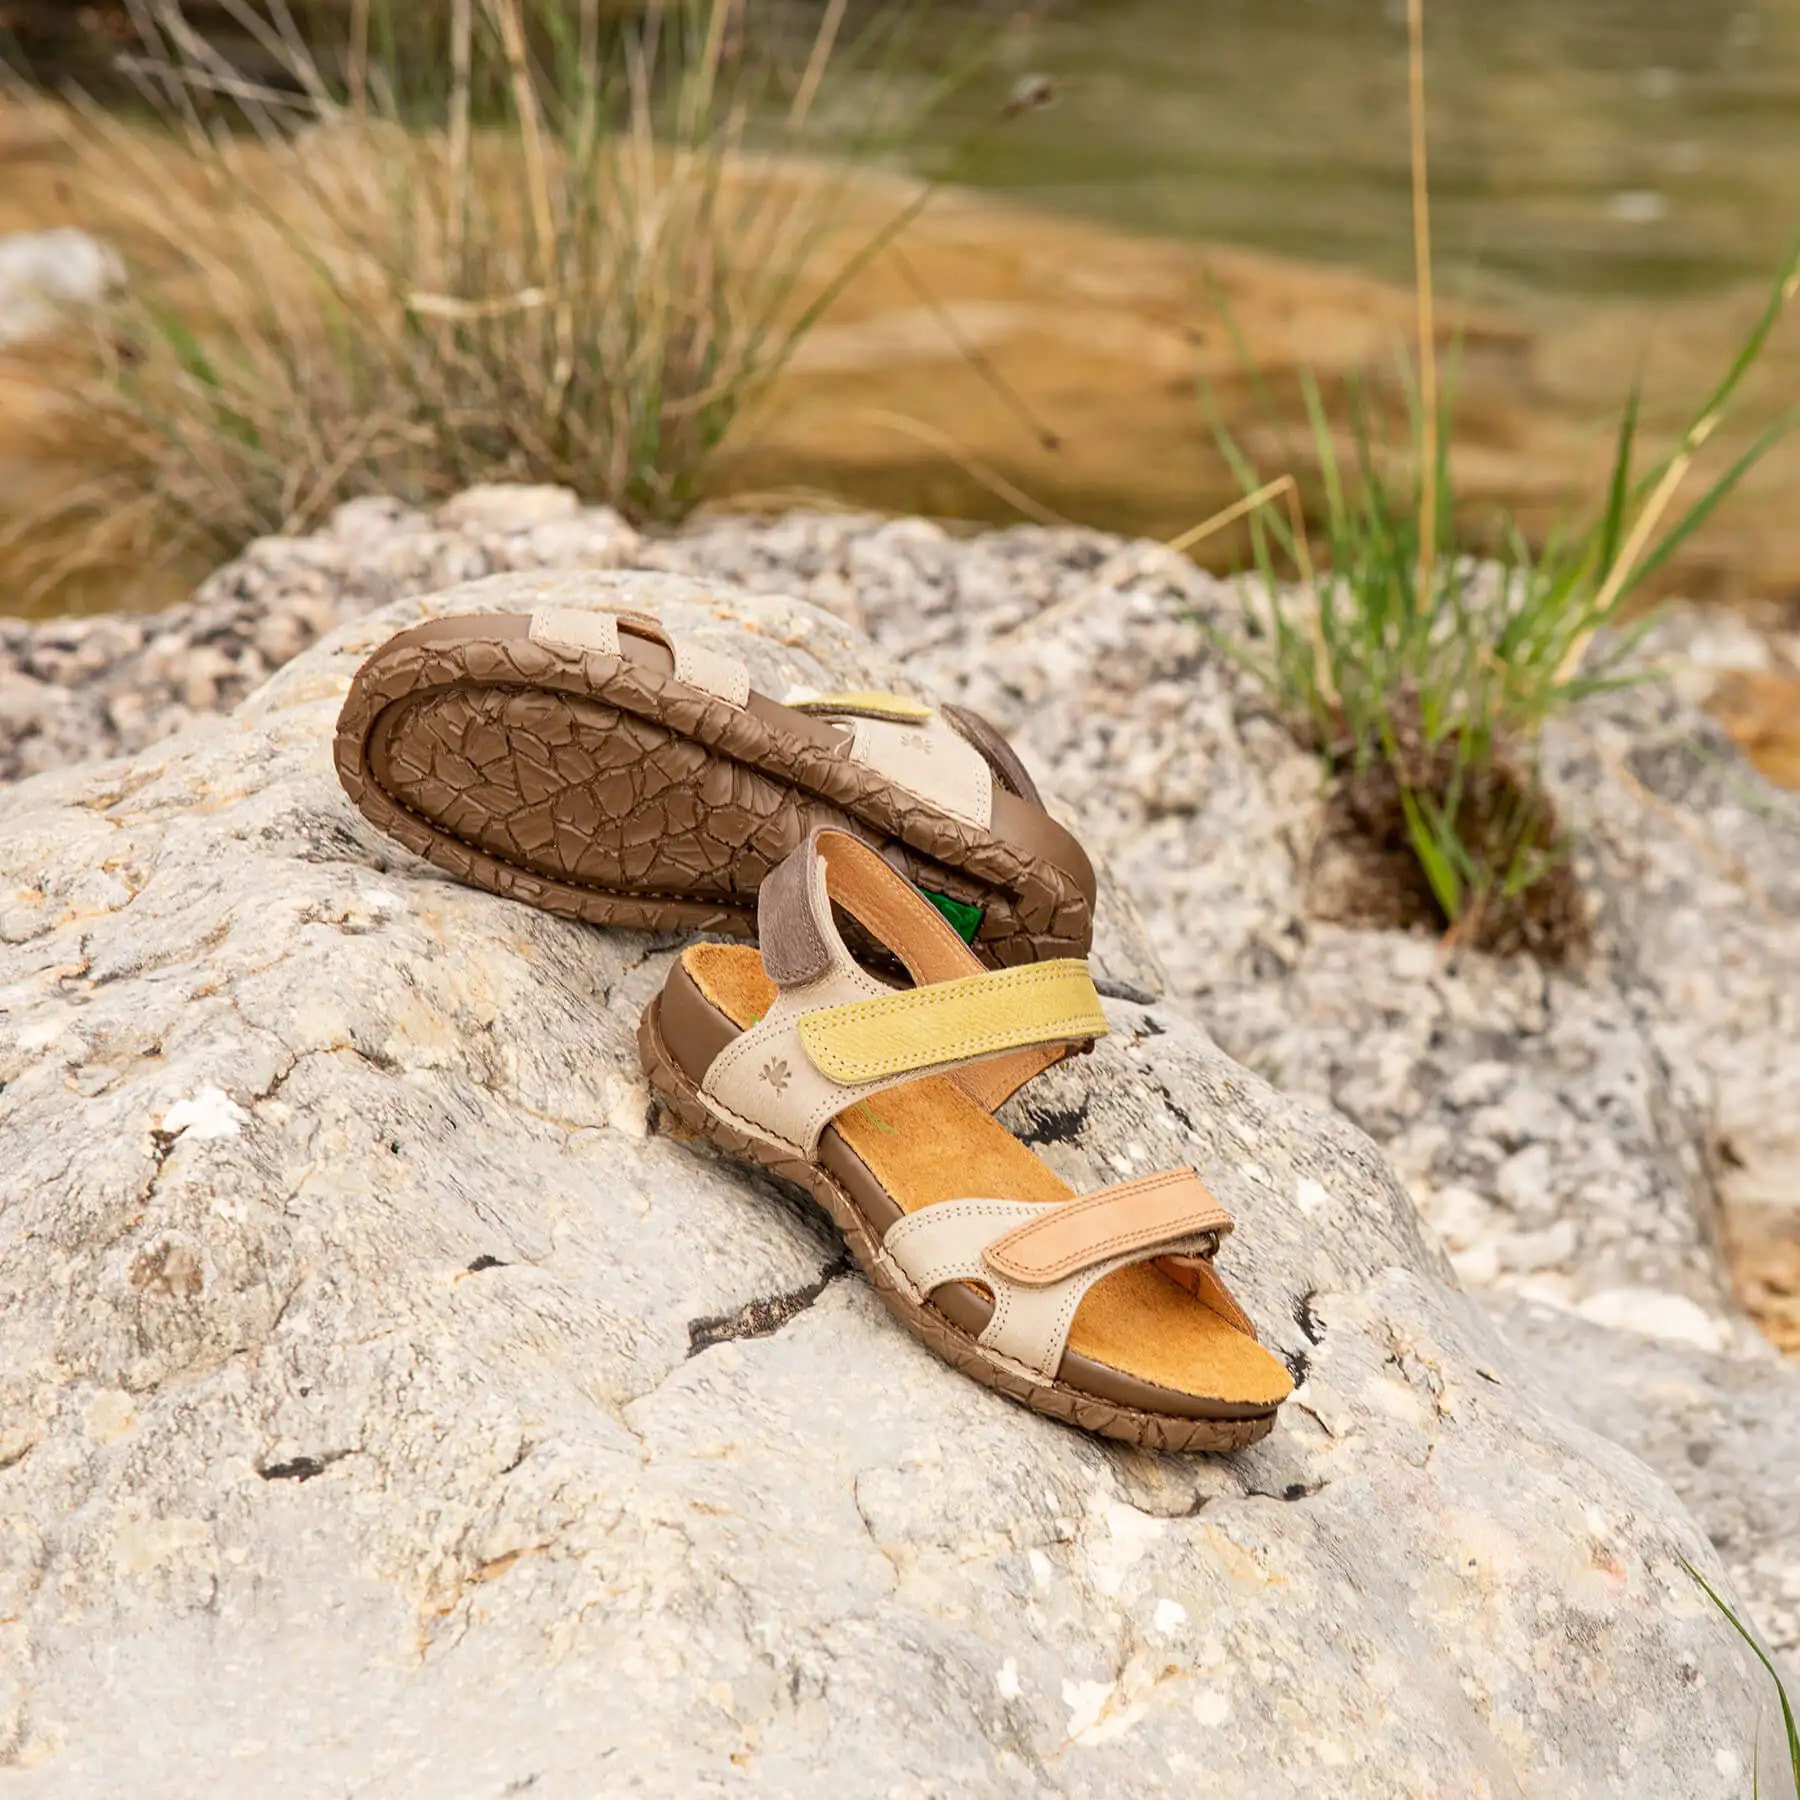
[1293,1290,1326,1344]
[255,1449,356,1483]
[1018,1096,1091,1146]
[686,1256,853,1357]
[1093,976,1159,1004]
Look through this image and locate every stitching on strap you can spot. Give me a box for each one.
[983,1169,1233,1287]
[797,961,1106,1083]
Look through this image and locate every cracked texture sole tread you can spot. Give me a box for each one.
[333,621,1092,967]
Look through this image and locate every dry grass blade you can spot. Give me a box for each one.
[348,0,370,115]
[789,0,848,130]
[6,0,982,610]
[1684,1559,1800,1798]
[1407,0,1438,611]
[485,0,554,261]
[446,0,473,269]
[854,410,1068,526]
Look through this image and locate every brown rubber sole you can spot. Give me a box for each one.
[333,614,1094,969]
[637,996,1279,1454]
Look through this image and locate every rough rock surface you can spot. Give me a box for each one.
[861,535,1800,1335]
[1491,1296,1800,1667]
[6,489,1798,1641]
[0,571,1789,1797]
[8,488,1796,794]
[0,490,642,784]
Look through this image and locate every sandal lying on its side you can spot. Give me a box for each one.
[638,827,1292,1451]
[334,606,1094,969]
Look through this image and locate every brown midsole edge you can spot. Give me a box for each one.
[636,994,1278,1455]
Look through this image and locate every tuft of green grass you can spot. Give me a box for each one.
[1197,0,1800,960]
[4,0,1007,608]
[1685,1558,1800,1797]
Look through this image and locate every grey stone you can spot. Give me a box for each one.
[4,495,1797,1733]
[0,572,1789,1797]
[6,500,1794,1303]
[435,482,582,532]
[0,493,640,782]
[1491,1295,1800,1660]
[0,228,123,348]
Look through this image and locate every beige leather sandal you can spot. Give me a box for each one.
[334,608,1094,968]
[638,827,1292,1451]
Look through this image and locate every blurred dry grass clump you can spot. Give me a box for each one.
[4,0,942,605]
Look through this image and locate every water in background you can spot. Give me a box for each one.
[4,0,1799,614]
[923,0,1800,302]
[718,0,1786,605]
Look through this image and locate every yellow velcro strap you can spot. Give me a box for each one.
[797,961,1108,1085]
[792,690,933,723]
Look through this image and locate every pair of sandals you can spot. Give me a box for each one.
[335,605,1293,1451]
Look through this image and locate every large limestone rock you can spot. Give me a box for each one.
[1491,1296,1800,1664]
[854,528,1800,1346]
[0,571,1787,1796]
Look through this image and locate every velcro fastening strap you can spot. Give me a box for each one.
[792,691,934,723]
[530,607,620,656]
[981,1168,1233,1288]
[847,714,992,829]
[796,960,1106,1085]
[670,638,751,708]
[527,607,749,707]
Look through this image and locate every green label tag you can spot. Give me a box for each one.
[922,888,984,944]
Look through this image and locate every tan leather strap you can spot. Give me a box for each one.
[527,606,750,708]
[701,829,1106,1154]
[981,1168,1231,1287]
[798,961,1105,1085]
[879,1171,1234,1379]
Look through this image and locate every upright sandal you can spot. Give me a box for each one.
[334,606,1094,968]
[638,827,1292,1451]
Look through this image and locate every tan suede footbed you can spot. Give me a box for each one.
[683,943,1291,1410]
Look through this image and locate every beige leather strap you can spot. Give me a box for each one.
[844,713,993,830]
[529,607,623,656]
[758,828,1094,1112]
[801,694,1045,811]
[878,1171,1234,1380]
[669,637,752,709]
[793,692,993,829]
[700,829,1105,1154]
[527,606,750,708]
